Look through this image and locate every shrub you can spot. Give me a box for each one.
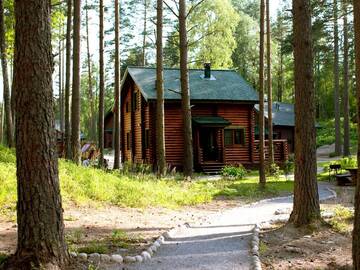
[266,163,281,178]
[283,159,294,179]
[221,164,247,179]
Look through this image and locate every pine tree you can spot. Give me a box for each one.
[0,0,14,148]
[259,0,266,186]
[156,0,166,176]
[114,0,121,169]
[352,0,360,268]
[289,0,320,226]
[2,0,69,268]
[65,0,72,159]
[98,0,105,167]
[71,0,82,164]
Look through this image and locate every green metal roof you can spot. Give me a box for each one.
[255,102,295,127]
[192,116,231,127]
[254,102,320,128]
[123,67,259,102]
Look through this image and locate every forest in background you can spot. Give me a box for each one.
[0,0,356,149]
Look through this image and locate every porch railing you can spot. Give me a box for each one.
[253,139,289,163]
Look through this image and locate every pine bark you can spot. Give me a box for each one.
[71,0,81,164]
[3,0,69,268]
[266,0,274,164]
[352,0,360,268]
[333,0,341,156]
[98,0,105,167]
[142,0,147,66]
[289,0,320,226]
[0,0,14,148]
[58,34,64,133]
[179,0,193,177]
[156,0,166,176]
[85,0,96,141]
[259,0,266,186]
[342,0,350,157]
[114,0,121,169]
[65,0,72,159]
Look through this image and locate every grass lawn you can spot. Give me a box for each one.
[0,145,294,217]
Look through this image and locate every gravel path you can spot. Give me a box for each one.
[124,183,335,270]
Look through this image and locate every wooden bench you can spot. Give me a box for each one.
[335,173,353,186]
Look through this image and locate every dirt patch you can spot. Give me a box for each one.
[261,221,352,270]
[0,198,244,258]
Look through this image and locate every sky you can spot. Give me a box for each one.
[0,0,283,103]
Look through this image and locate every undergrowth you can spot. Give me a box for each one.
[0,145,294,215]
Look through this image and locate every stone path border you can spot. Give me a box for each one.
[71,185,338,269]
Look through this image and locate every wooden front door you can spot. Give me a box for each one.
[200,128,219,162]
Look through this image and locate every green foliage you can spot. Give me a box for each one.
[329,206,353,234]
[317,119,358,149]
[283,157,294,179]
[0,253,8,265]
[266,163,281,179]
[322,157,357,174]
[188,0,239,68]
[221,164,247,179]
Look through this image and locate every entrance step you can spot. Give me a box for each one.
[200,163,225,175]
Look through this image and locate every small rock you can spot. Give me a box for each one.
[141,251,151,261]
[124,256,136,263]
[78,253,87,261]
[117,248,128,253]
[135,255,143,263]
[147,248,153,255]
[88,253,101,263]
[100,254,111,263]
[69,252,77,258]
[150,245,158,252]
[163,232,171,239]
[304,235,311,239]
[154,241,161,247]
[111,254,123,264]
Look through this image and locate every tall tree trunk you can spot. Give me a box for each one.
[142,0,147,66]
[333,0,341,156]
[266,0,274,164]
[156,0,166,176]
[278,45,284,102]
[114,0,121,169]
[259,0,266,186]
[71,0,81,164]
[85,0,96,141]
[59,32,64,133]
[179,0,193,178]
[65,0,72,159]
[3,0,69,268]
[342,0,350,157]
[352,0,360,268]
[61,24,65,134]
[289,0,320,226]
[98,0,105,167]
[0,0,14,148]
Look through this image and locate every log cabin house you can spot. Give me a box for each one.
[255,102,295,153]
[105,66,289,173]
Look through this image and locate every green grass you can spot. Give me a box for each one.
[0,145,294,216]
[76,241,110,254]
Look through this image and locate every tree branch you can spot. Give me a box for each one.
[186,0,207,18]
[163,0,179,18]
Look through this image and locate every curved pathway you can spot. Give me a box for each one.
[125,183,335,270]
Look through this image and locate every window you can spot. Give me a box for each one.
[144,129,150,149]
[224,130,233,146]
[132,92,138,111]
[224,128,246,146]
[126,102,129,113]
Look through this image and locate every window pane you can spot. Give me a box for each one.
[234,129,245,145]
[224,130,233,146]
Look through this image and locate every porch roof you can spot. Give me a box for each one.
[192,116,231,127]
